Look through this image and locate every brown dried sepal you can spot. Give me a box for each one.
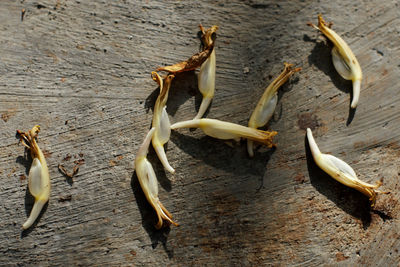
[253,130,278,148]
[16,125,41,158]
[156,24,218,74]
[151,71,175,104]
[199,24,219,49]
[156,47,214,74]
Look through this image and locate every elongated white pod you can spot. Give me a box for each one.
[135,128,178,229]
[195,48,216,119]
[17,125,50,229]
[306,128,386,206]
[151,72,175,174]
[309,15,362,108]
[171,118,277,148]
[247,63,301,157]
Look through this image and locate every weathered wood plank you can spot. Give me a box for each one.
[1,0,400,265]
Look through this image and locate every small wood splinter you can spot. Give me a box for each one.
[135,128,179,229]
[247,62,301,157]
[17,125,50,229]
[308,14,362,108]
[307,128,388,207]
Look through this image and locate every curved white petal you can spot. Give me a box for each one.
[144,160,158,197]
[351,79,360,108]
[171,119,201,129]
[331,46,352,80]
[253,93,278,128]
[22,199,46,229]
[201,122,240,140]
[136,128,155,159]
[306,128,321,157]
[154,145,175,174]
[158,106,171,145]
[198,49,216,97]
[28,158,43,198]
[194,97,212,120]
[323,154,357,179]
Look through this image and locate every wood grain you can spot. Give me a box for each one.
[1,0,400,265]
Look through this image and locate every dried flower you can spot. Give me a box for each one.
[195,25,218,119]
[135,128,179,229]
[308,15,362,108]
[151,72,175,173]
[247,63,301,157]
[17,125,50,229]
[307,128,387,207]
[171,118,277,148]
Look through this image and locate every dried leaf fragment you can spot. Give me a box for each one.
[156,46,214,74]
[247,63,301,157]
[135,128,178,229]
[171,118,277,148]
[307,128,387,207]
[17,125,50,229]
[151,72,175,173]
[308,15,362,108]
[156,25,218,74]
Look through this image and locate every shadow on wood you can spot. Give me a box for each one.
[145,71,198,117]
[58,167,74,186]
[256,71,301,125]
[170,130,275,189]
[346,105,356,126]
[171,71,200,117]
[130,172,174,259]
[304,133,372,229]
[16,155,32,176]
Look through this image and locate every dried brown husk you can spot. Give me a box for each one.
[156,25,218,74]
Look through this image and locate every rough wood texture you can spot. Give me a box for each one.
[1,0,400,265]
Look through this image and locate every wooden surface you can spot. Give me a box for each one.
[1,0,400,265]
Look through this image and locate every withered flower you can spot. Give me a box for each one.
[151,72,175,173]
[135,128,179,229]
[17,125,50,229]
[307,128,387,207]
[171,118,277,148]
[308,15,362,108]
[247,63,301,157]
